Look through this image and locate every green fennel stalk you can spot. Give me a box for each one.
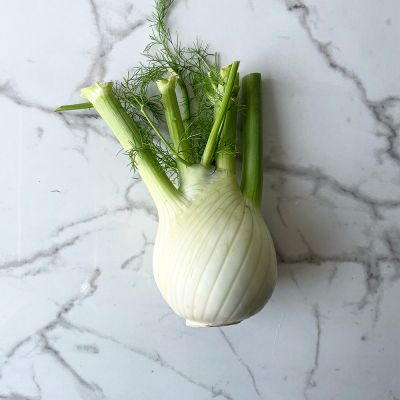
[56,0,263,207]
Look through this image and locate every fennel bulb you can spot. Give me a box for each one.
[154,166,276,327]
[57,0,277,327]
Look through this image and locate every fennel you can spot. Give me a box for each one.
[56,0,277,327]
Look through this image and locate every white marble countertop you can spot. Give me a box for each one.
[1,0,399,399]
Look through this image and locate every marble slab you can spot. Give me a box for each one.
[0,0,399,399]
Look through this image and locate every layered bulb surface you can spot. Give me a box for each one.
[153,166,277,327]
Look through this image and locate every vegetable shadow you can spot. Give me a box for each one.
[259,78,324,289]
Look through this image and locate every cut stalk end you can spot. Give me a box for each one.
[80,81,183,212]
[157,75,194,172]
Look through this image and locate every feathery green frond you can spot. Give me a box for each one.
[113,0,223,168]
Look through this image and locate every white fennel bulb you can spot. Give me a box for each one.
[154,166,277,327]
[58,0,278,327]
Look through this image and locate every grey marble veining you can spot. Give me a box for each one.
[0,0,399,399]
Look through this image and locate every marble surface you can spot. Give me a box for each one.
[1,0,399,399]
